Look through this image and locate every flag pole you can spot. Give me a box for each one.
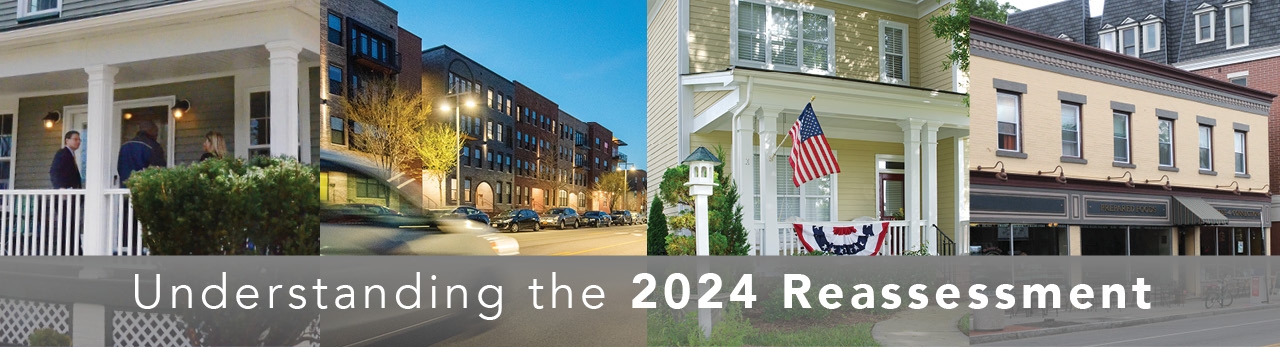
[768,96,815,161]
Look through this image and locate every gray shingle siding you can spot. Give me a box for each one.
[1006,0,1280,65]
[0,0,191,33]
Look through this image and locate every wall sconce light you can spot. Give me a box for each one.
[1247,184,1270,197]
[42,111,61,129]
[1216,181,1240,195]
[1106,171,1134,188]
[975,161,1007,181]
[172,99,192,120]
[1037,165,1066,184]
[1144,175,1172,191]
[124,112,133,120]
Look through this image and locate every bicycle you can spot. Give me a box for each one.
[1204,280,1234,309]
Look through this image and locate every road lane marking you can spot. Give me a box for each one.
[345,312,454,347]
[551,240,644,256]
[1085,317,1280,347]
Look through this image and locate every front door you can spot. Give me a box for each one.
[64,109,88,187]
[65,97,175,187]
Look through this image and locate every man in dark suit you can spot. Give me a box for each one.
[50,131,82,189]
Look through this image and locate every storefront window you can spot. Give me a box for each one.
[969,224,1064,255]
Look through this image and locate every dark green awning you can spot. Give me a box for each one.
[1172,196,1229,226]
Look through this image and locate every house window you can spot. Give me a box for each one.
[996,92,1021,152]
[249,91,271,156]
[1231,77,1247,86]
[1142,21,1161,52]
[1234,131,1246,174]
[328,65,343,95]
[0,114,11,189]
[461,147,470,166]
[876,158,905,220]
[464,179,472,203]
[558,190,568,206]
[733,0,834,73]
[355,177,388,199]
[1113,112,1130,163]
[880,20,909,84]
[1061,103,1081,158]
[753,152,836,221]
[506,182,513,204]
[18,0,59,18]
[488,88,495,109]
[1195,11,1215,43]
[1099,30,1116,51]
[1225,3,1249,48]
[327,13,343,45]
[1158,119,1174,167]
[329,116,345,146]
[1199,125,1213,170]
[1119,26,1138,56]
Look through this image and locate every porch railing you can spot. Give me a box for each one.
[750,221,927,256]
[0,189,144,256]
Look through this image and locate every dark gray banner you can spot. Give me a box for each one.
[0,257,1276,346]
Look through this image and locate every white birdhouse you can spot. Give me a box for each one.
[682,147,721,196]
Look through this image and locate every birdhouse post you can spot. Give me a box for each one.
[682,147,721,256]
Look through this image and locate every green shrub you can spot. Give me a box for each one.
[647,304,756,347]
[668,212,695,233]
[28,328,70,347]
[666,235,696,256]
[128,156,320,255]
[647,197,669,255]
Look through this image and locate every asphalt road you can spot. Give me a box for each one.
[505,223,647,256]
[980,306,1280,346]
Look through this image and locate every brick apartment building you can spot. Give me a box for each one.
[319,0,422,212]
[559,110,592,210]
[514,82,561,212]
[421,45,517,212]
[1008,0,1280,254]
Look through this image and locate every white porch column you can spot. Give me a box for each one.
[898,119,924,252]
[759,108,781,255]
[267,41,302,158]
[733,112,755,245]
[298,64,312,163]
[83,65,117,256]
[922,122,940,255]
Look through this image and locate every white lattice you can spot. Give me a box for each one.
[0,298,71,345]
[111,310,198,347]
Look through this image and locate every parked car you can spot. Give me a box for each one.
[490,209,542,232]
[429,206,490,224]
[581,211,612,227]
[321,203,424,228]
[610,210,635,225]
[540,208,581,229]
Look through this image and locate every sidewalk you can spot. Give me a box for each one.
[970,298,1278,344]
[872,306,969,346]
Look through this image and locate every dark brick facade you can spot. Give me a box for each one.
[514,82,560,212]
[421,46,517,213]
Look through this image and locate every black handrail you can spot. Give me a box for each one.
[933,224,956,256]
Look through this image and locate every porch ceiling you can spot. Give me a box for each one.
[0,46,319,95]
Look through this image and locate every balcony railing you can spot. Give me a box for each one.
[749,220,927,256]
[0,189,145,256]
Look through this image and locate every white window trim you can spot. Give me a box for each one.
[1224,3,1250,49]
[0,110,14,190]
[245,86,271,155]
[879,19,911,85]
[1141,20,1162,53]
[729,0,836,75]
[753,148,839,223]
[1062,103,1082,158]
[1117,24,1140,57]
[1158,119,1175,167]
[996,91,1021,153]
[1098,28,1117,52]
[874,154,904,220]
[1199,125,1214,170]
[1234,131,1246,174]
[17,0,61,19]
[1194,9,1216,44]
[1114,112,1131,163]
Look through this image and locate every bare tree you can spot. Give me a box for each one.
[333,77,431,179]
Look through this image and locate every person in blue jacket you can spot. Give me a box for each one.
[50,131,83,189]
[117,120,166,187]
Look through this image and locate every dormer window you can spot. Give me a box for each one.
[1224,0,1250,49]
[1098,26,1117,51]
[1057,34,1073,42]
[732,0,835,75]
[1193,4,1216,44]
[1119,25,1139,57]
[18,0,60,19]
[1141,16,1161,53]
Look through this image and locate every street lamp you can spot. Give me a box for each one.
[617,163,635,213]
[441,92,477,205]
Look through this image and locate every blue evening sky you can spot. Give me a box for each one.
[382,0,649,170]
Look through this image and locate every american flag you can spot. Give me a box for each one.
[788,103,840,186]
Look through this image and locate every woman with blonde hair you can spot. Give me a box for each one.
[200,131,227,161]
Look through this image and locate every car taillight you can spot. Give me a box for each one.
[490,241,501,254]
